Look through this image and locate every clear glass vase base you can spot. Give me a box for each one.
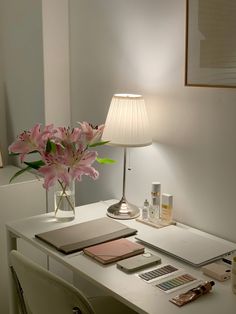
[55,209,75,222]
[54,181,75,222]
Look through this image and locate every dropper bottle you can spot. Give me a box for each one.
[142,199,149,220]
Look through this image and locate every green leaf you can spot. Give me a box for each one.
[96,157,116,164]
[9,150,38,156]
[46,140,51,152]
[24,160,45,170]
[46,140,57,153]
[89,141,110,148]
[9,166,31,183]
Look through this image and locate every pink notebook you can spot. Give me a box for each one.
[83,238,144,264]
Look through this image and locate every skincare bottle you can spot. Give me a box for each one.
[161,193,173,224]
[149,182,161,222]
[232,256,236,294]
[142,199,149,220]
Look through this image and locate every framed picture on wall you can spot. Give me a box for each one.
[185,0,236,88]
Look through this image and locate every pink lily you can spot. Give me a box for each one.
[8,124,53,162]
[54,127,82,144]
[9,122,109,192]
[79,122,105,145]
[71,151,99,181]
[39,163,71,189]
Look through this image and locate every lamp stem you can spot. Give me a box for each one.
[122,147,127,198]
[106,146,139,220]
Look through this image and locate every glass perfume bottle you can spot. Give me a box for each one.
[142,199,149,220]
[149,182,161,223]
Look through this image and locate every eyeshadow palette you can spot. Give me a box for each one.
[138,264,179,282]
[155,273,198,293]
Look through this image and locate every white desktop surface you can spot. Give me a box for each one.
[6,200,236,314]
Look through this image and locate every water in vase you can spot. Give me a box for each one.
[54,189,75,222]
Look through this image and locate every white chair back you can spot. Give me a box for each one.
[10,250,95,314]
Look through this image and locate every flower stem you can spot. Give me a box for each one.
[55,180,75,215]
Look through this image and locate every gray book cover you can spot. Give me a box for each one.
[35,217,137,254]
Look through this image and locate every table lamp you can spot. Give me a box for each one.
[102,94,152,219]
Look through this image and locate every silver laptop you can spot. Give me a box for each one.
[135,225,236,267]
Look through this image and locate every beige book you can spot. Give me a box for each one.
[83,238,144,264]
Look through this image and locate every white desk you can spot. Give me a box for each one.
[6,200,236,314]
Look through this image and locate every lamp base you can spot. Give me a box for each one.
[107,197,140,220]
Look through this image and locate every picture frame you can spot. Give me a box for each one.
[0,150,3,168]
[185,0,236,88]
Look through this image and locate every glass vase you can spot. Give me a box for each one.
[54,180,75,221]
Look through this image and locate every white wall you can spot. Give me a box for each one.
[42,0,71,126]
[69,0,236,242]
[0,79,7,164]
[0,1,7,164]
[1,0,45,151]
[0,0,71,160]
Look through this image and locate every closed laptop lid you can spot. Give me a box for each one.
[136,225,236,267]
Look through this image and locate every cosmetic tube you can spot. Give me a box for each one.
[170,281,215,307]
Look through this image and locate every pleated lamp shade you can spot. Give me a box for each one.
[102,94,152,147]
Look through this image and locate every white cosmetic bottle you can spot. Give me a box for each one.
[161,193,173,224]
